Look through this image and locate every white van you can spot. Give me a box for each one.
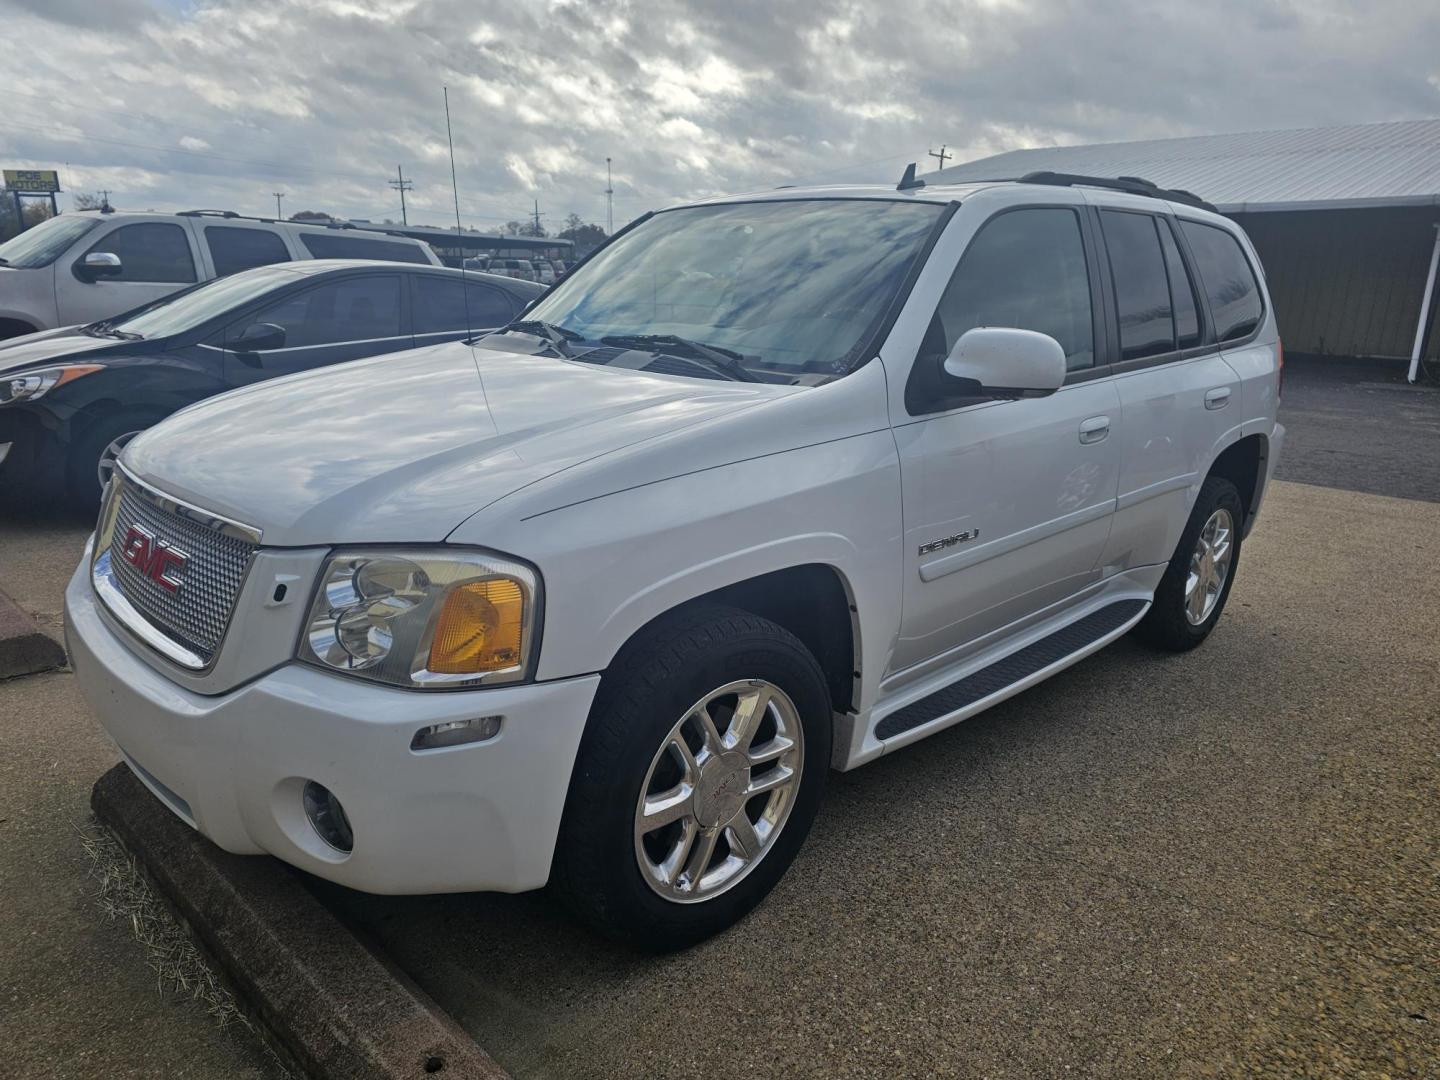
[0,210,441,339]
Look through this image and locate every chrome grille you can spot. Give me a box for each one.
[100,475,258,665]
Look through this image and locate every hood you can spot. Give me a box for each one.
[0,327,119,374]
[122,339,797,546]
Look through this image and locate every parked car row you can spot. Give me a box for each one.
[462,255,568,283]
[0,209,441,340]
[0,260,541,507]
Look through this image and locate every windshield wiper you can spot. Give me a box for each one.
[599,334,762,383]
[85,320,142,340]
[494,319,582,356]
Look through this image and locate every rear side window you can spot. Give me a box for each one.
[298,232,430,264]
[412,276,516,332]
[1158,220,1201,349]
[205,226,290,277]
[1179,220,1264,342]
[927,207,1095,372]
[1100,210,1173,361]
[237,274,402,348]
[85,223,197,283]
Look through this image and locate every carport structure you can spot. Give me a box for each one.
[936,118,1440,382]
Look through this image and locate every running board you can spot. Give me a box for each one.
[874,599,1147,740]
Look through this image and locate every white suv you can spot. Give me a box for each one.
[0,210,440,338]
[66,173,1283,949]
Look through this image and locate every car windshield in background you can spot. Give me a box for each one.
[520,199,946,381]
[0,214,100,268]
[104,264,300,338]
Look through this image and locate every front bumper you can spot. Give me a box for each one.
[65,557,600,894]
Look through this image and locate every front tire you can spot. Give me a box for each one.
[552,605,832,950]
[65,411,158,511]
[1134,476,1243,651]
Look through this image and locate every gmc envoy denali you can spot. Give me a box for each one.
[65,171,1284,949]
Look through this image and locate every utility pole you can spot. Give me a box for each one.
[388,165,413,226]
[927,145,952,173]
[532,199,544,236]
[272,191,285,219]
[605,157,614,235]
[98,189,112,212]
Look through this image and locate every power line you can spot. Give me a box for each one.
[388,165,413,226]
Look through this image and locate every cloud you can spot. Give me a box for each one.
[0,0,1436,230]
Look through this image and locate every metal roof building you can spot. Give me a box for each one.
[937,120,1440,379]
[342,221,574,268]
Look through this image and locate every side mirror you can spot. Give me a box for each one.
[75,252,122,282]
[232,322,286,354]
[943,327,1066,397]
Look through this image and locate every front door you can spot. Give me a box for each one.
[58,221,202,326]
[220,272,409,386]
[891,205,1121,677]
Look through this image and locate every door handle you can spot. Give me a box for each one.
[1205,387,1231,410]
[1079,415,1110,444]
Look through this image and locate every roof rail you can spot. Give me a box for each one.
[177,209,241,218]
[1017,171,1217,212]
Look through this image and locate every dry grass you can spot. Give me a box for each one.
[77,817,292,1075]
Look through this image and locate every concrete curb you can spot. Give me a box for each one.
[0,589,66,680]
[91,764,510,1080]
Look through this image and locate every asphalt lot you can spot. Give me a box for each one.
[1,358,1436,1078]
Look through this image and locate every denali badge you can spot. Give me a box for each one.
[918,529,980,557]
[120,524,188,594]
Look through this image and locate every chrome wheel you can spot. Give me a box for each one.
[96,430,142,490]
[634,679,804,904]
[1185,507,1234,625]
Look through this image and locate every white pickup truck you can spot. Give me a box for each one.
[66,172,1283,949]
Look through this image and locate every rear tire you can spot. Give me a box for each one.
[551,604,832,950]
[1134,476,1243,652]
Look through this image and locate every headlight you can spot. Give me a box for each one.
[0,364,104,405]
[299,548,540,689]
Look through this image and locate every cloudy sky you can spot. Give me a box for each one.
[1,0,1437,233]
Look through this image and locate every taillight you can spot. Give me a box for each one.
[1276,339,1284,400]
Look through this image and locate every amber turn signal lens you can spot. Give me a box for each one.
[427,578,526,675]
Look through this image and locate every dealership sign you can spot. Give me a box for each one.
[3,169,61,193]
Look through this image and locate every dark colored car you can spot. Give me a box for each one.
[0,259,542,507]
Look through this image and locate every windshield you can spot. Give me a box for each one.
[0,214,100,269]
[105,263,301,338]
[522,199,945,380]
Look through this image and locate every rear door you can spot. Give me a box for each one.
[891,204,1122,676]
[58,221,202,326]
[409,274,520,346]
[220,271,409,386]
[1094,204,1244,573]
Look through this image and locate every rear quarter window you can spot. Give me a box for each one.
[298,232,431,264]
[1178,220,1265,343]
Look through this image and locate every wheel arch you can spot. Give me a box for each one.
[1205,432,1268,536]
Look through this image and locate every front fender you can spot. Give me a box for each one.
[471,431,904,716]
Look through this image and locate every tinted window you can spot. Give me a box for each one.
[298,232,430,264]
[1179,220,1264,342]
[412,276,515,333]
[111,265,300,338]
[1101,210,1173,361]
[86,223,197,283]
[1158,220,1201,349]
[205,226,290,277]
[927,207,1095,372]
[237,274,401,348]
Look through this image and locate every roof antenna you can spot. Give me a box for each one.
[443,85,474,342]
[897,163,926,191]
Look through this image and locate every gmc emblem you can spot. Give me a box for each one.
[120,524,188,594]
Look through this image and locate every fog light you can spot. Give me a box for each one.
[302,780,354,853]
[410,715,503,751]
